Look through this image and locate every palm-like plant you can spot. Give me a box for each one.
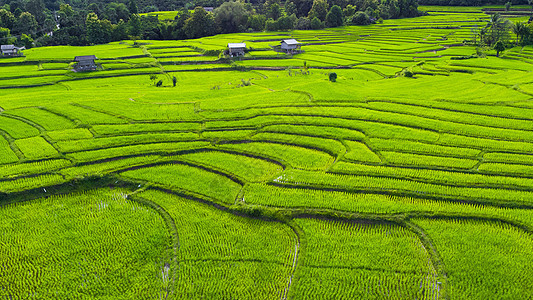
[485,13,510,46]
[511,21,528,46]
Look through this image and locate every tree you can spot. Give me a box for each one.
[494,40,505,57]
[398,0,418,18]
[265,18,279,31]
[293,0,314,18]
[112,19,129,41]
[248,14,266,31]
[20,33,33,48]
[172,76,177,87]
[105,3,130,23]
[310,16,323,29]
[0,9,15,30]
[214,1,249,33]
[308,0,328,21]
[285,1,297,16]
[351,11,372,25]
[183,7,216,39]
[25,0,46,24]
[505,1,512,12]
[267,3,282,20]
[326,5,343,27]
[129,0,138,15]
[343,4,356,18]
[86,13,101,44]
[128,13,142,38]
[511,21,528,46]
[329,72,337,82]
[15,12,38,35]
[0,27,10,44]
[486,13,510,46]
[296,16,311,29]
[277,14,296,30]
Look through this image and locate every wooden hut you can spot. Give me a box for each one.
[73,55,97,71]
[280,39,301,54]
[227,43,246,57]
[1,45,24,56]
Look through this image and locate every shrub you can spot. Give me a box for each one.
[156,80,163,87]
[351,12,372,25]
[326,5,343,27]
[265,18,279,31]
[296,17,311,30]
[329,72,337,82]
[310,17,324,29]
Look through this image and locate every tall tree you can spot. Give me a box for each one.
[86,13,103,44]
[25,0,46,24]
[0,27,10,44]
[129,0,138,15]
[308,0,328,21]
[326,5,343,27]
[494,40,505,57]
[293,0,314,18]
[0,9,15,30]
[486,13,510,46]
[214,1,249,33]
[266,3,281,20]
[128,13,142,38]
[15,12,38,35]
[511,21,528,46]
[183,7,216,39]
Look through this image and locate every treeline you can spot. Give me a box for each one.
[0,0,422,47]
[419,0,529,6]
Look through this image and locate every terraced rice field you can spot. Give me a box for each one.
[1,6,533,299]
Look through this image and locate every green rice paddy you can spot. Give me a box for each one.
[0,5,532,299]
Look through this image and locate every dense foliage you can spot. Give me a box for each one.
[0,0,422,46]
[419,0,529,5]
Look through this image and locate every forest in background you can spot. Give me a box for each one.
[0,0,420,47]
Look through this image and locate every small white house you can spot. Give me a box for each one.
[280,39,301,54]
[228,43,246,57]
[1,45,24,56]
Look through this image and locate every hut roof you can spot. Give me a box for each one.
[228,43,246,49]
[74,55,97,62]
[282,39,299,45]
[1,45,16,51]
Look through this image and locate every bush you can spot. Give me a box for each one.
[329,72,337,82]
[156,80,163,87]
[351,12,372,25]
[326,5,343,27]
[265,18,279,31]
[277,15,296,30]
[296,17,311,30]
[248,14,266,31]
[310,17,324,29]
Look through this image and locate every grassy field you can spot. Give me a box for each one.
[1,5,532,299]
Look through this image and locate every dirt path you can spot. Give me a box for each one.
[281,222,302,300]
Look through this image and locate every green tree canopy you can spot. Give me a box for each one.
[184,7,216,39]
[0,9,15,30]
[308,0,329,21]
[326,5,343,27]
[15,12,38,35]
[214,1,249,33]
